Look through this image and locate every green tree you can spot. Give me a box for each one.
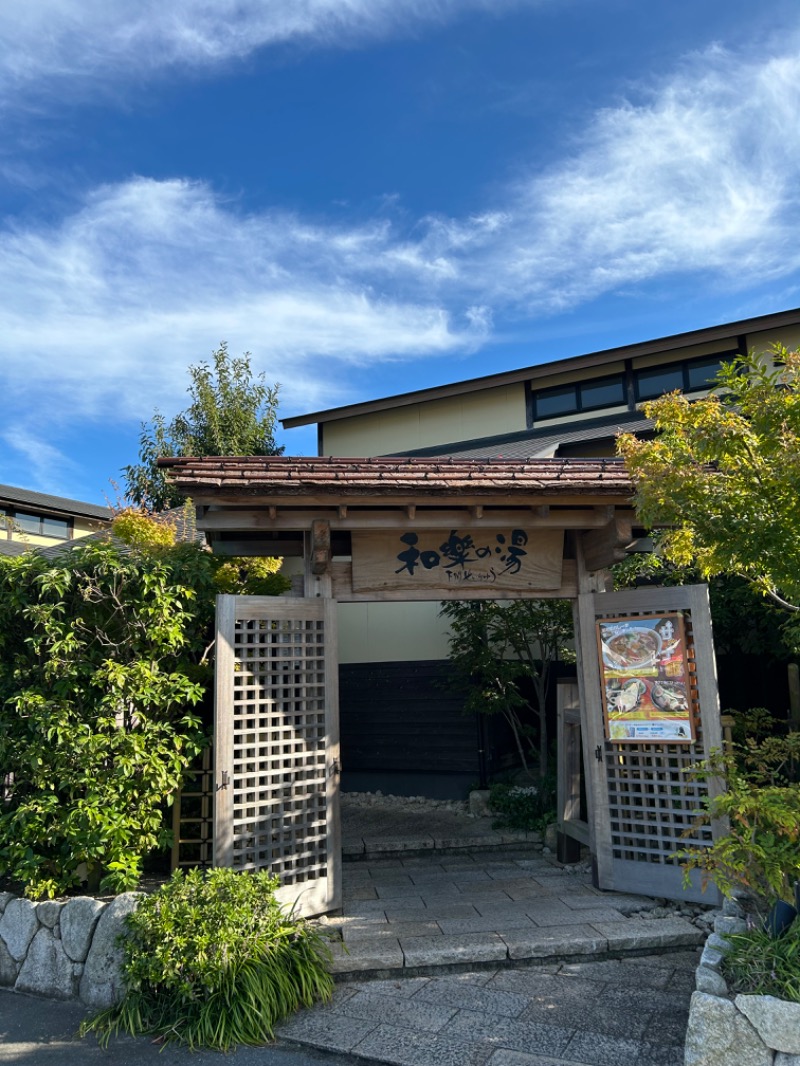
[124,343,283,511]
[618,348,800,634]
[0,513,290,899]
[440,599,574,778]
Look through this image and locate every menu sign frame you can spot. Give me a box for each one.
[596,612,695,743]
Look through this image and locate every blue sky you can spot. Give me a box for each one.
[3,0,800,505]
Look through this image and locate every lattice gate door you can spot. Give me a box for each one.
[576,585,723,904]
[214,595,341,917]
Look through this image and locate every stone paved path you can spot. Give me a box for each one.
[321,852,704,975]
[277,949,699,1066]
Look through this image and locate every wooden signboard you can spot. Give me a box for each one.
[351,528,564,594]
[596,612,695,743]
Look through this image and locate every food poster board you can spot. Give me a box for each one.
[596,613,695,743]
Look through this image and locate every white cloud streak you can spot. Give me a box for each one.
[0,0,533,105]
[3,34,800,484]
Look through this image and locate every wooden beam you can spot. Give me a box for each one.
[190,492,634,510]
[331,559,578,601]
[471,505,484,519]
[580,517,633,572]
[198,506,637,533]
[311,519,331,576]
[406,504,416,520]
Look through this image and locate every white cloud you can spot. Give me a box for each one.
[0,177,487,431]
[0,0,535,106]
[3,34,800,483]
[419,41,800,310]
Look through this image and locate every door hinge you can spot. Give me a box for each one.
[217,770,229,791]
[329,758,342,778]
[595,746,603,762]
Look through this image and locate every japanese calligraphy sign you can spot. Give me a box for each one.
[351,528,564,593]
[596,613,695,743]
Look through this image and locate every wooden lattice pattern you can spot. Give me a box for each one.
[602,608,714,865]
[172,747,213,871]
[229,614,329,885]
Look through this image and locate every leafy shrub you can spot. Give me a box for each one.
[680,733,800,910]
[0,537,216,898]
[82,868,334,1049]
[489,774,556,834]
[722,924,800,1002]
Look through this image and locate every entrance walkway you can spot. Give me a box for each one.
[321,850,703,976]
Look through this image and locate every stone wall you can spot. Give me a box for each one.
[0,890,139,1008]
[684,897,800,1066]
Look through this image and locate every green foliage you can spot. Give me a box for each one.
[488,775,556,834]
[613,546,798,663]
[618,348,800,628]
[680,733,800,910]
[213,555,291,597]
[722,924,800,1002]
[0,538,220,898]
[112,508,179,548]
[82,868,334,1050]
[124,343,283,512]
[440,600,573,777]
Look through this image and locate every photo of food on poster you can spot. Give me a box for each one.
[596,613,695,743]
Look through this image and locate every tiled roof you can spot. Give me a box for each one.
[0,540,31,557]
[390,411,652,461]
[159,455,633,498]
[0,483,112,521]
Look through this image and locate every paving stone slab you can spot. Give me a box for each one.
[524,991,653,1041]
[486,1052,577,1066]
[501,924,608,960]
[558,892,647,910]
[401,932,508,967]
[557,958,672,990]
[634,1042,685,1066]
[277,1010,378,1052]
[367,871,416,886]
[442,1009,574,1058]
[346,885,380,901]
[360,976,433,998]
[375,883,428,900]
[437,914,537,936]
[342,900,391,918]
[528,907,627,928]
[329,937,404,973]
[415,978,532,1019]
[488,968,605,1004]
[338,989,458,1032]
[472,901,544,922]
[343,921,443,942]
[562,1029,645,1066]
[352,1022,492,1066]
[589,917,703,951]
[383,903,434,922]
[406,901,481,920]
[414,885,464,900]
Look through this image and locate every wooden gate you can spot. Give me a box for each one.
[576,585,723,903]
[213,595,341,917]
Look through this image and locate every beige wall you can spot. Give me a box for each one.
[337,601,451,664]
[5,513,108,547]
[323,384,525,457]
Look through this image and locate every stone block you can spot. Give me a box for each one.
[328,936,404,973]
[60,897,105,963]
[35,901,64,929]
[0,892,14,917]
[775,1056,800,1066]
[468,790,491,817]
[79,892,140,1008]
[714,915,748,936]
[695,964,728,996]
[593,916,703,952]
[0,939,19,986]
[16,927,76,999]
[400,931,507,967]
[684,992,773,1066]
[0,898,39,961]
[735,995,800,1055]
[500,923,607,960]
